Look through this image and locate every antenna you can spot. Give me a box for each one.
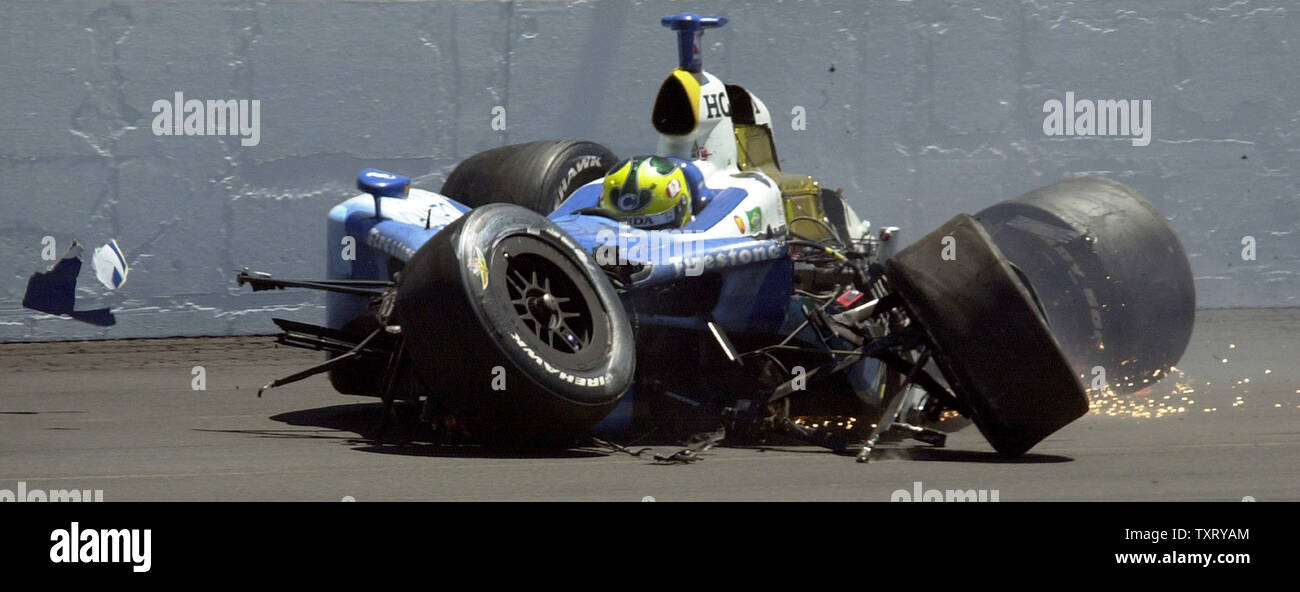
[661,13,727,73]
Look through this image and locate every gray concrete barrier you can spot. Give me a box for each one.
[2,0,1296,341]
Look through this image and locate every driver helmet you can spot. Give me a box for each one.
[597,155,694,229]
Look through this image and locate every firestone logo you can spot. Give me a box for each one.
[594,223,707,277]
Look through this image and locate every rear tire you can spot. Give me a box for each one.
[441,140,617,214]
[885,214,1088,456]
[395,203,635,449]
[976,176,1195,393]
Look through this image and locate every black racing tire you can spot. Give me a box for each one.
[395,203,635,449]
[885,214,1088,456]
[976,176,1195,394]
[440,140,617,214]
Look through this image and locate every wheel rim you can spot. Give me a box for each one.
[488,235,605,362]
[506,255,593,354]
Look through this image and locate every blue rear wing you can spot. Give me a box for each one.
[661,13,727,72]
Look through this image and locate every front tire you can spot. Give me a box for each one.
[395,204,635,449]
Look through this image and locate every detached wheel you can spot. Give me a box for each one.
[441,140,617,214]
[396,203,634,449]
[885,214,1088,456]
[977,176,1195,393]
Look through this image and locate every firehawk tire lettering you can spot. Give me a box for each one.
[441,140,617,215]
[510,332,611,389]
[558,155,608,205]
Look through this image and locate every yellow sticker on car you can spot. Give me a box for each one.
[469,246,489,290]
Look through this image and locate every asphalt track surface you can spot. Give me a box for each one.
[1,308,1296,501]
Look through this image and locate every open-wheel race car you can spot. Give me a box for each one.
[235,13,1196,461]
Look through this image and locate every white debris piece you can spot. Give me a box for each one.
[92,239,129,290]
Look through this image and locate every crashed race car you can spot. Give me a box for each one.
[231,13,1195,461]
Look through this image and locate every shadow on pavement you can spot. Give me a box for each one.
[202,402,1075,464]
[200,402,608,459]
[892,447,1073,463]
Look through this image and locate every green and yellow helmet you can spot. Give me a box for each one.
[597,156,693,229]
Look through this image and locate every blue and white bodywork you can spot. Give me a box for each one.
[232,12,922,450]
[304,13,889,439]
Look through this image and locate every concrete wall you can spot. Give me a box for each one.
[2,0,1297,341]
